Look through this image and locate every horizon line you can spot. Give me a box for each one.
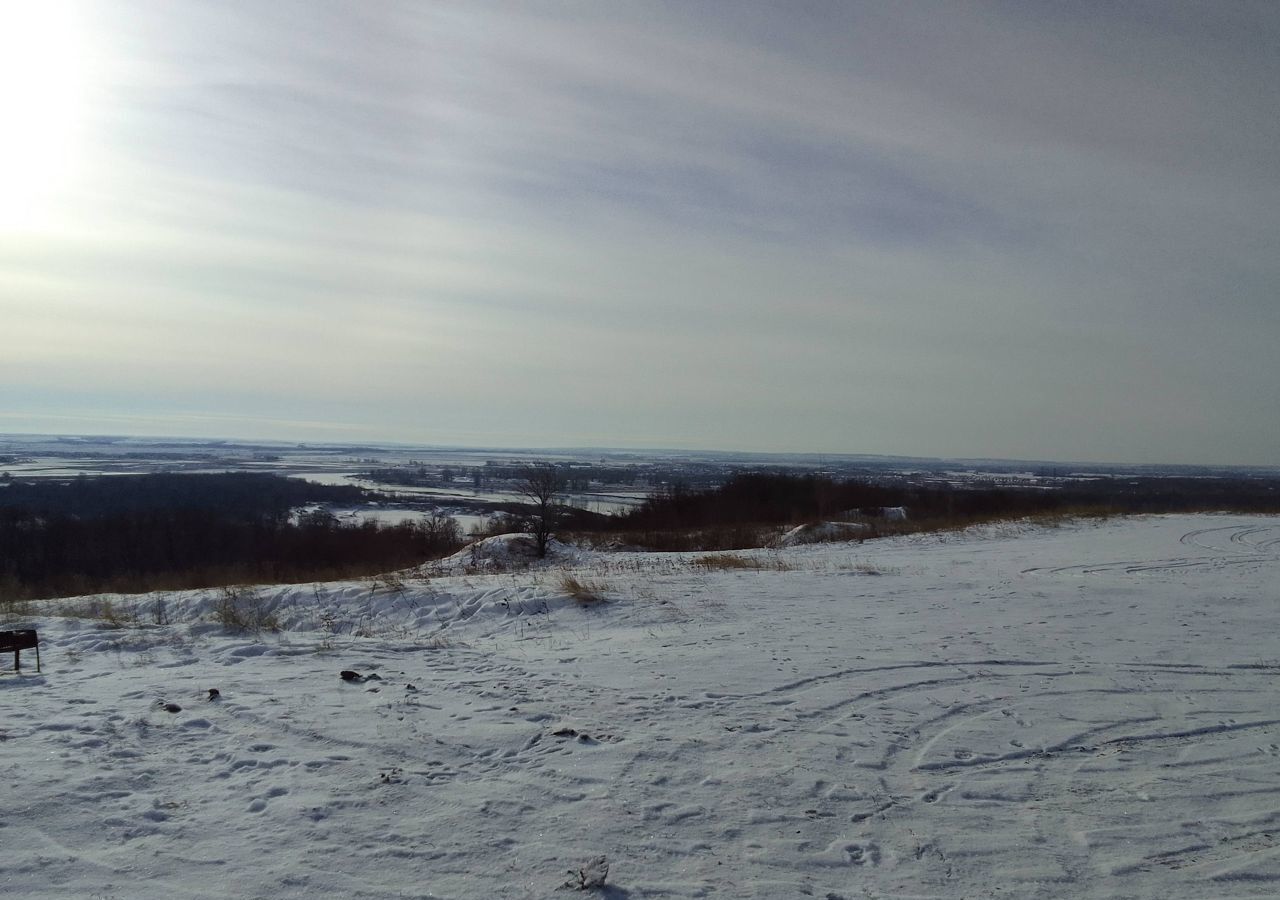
[1,429,1276,474]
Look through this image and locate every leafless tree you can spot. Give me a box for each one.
[517,463,565,558]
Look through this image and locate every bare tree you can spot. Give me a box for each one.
[517,463,565,558]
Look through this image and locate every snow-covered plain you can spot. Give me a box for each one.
[3,515,1280,898]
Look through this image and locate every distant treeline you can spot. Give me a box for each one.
[0,473,463,600]
[0,471,367,519]
[6,470,1280,598]
[585,473,1280,550]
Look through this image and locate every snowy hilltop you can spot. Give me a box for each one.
[3,514,1280,898]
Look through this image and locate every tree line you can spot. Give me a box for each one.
[575,472,1280,549]
[0,473,463,599]
[5,468,1278,598]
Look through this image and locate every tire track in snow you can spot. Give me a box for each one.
[1022,523,1280,577]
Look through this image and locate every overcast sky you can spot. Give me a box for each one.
[2,1,1277,464]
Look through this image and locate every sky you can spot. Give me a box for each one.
[1,1,1277,465]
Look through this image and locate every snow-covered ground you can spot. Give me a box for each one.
[3,514,1280,898]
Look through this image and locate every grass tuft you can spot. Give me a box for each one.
[53,597,140,628]
[558,574,610,605]
[692,554,792,571]
[212,586,280,634]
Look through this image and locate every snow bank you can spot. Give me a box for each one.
[777,520,870,546]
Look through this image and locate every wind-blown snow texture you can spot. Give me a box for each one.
[3,515,1280,898]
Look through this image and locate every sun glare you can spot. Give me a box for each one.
[0,1,90,230]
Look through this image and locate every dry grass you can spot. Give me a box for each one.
[368,573,409,595]
[212,586,280,634]
[558,574,610,605]
[421,632,457,650]
[53,597,141,628]
[691,553,793,571]
[862,505,1123,540]
[568,505,1131,555]
[840,561,897,576]
[566,524,784,553]
[0,595,35,625]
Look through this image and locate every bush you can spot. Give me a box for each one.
[213,587,279,634]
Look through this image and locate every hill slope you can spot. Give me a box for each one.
[3,514,1280,898]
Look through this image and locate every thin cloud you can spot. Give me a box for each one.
[2,1,1277,463]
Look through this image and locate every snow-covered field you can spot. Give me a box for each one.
[3,515,1280,899]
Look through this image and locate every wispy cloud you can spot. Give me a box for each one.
[2,1,1277,463]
